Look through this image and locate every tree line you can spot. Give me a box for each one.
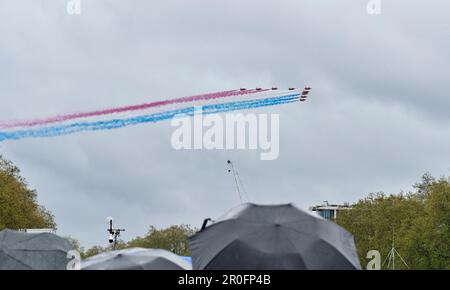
[1,155,448,269]
[77,225,196,259]
[336,173,449,270]
[0,155,55,230]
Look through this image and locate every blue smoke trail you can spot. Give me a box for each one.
[0,94,300,142]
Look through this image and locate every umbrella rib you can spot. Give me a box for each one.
[279,227,304,252]
[0,231,65,249]
[7,248,69,255]
[202,241,238,269]
[278,227,310,267]
[83,250,189,270]
[199,221,267,269]
[277,223,316,237]
[0,250,34,269]
[85,254,124,270]
[200,223,287,269]
[12,233,53,246]
[279,225,357,266]
[106,255,130,270]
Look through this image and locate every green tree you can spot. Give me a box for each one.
[0,155,56,230]
[127,225,196,256]
[82,224,197,259]
[336,174,450,270]
[402,177,450,269]
[66,236,83,253]
[81,245,106,259]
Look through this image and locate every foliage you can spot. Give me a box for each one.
[336,174,450,270]
[0,155,56,230]
[81,245,106,260]
[66,236,83,253]
[127,225,196,256]
[82,224,196,258]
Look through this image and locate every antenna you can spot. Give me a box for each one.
[235,169,249,201]
[227,160,243,203]
[382,227,409,270]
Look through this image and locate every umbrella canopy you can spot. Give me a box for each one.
[0,229,72,270]
[180,256,192,265]
[189,203,361,270]
[81,247,192,270]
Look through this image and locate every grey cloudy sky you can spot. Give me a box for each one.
[1,0,450,248]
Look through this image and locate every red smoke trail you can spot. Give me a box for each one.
[0,89,267,129]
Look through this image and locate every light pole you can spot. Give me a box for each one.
[106,216,125,250]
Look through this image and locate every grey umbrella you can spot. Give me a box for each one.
[189,203,361,270]
[81,247,192,270]
[0,229,72,270]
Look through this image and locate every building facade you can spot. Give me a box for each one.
[309,201,352,220]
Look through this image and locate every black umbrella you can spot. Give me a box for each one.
[0,229,72,270]
[81,247,192,270]
[189,203,361,270]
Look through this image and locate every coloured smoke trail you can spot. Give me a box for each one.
[0,89,266,130]
[0,87,311,142]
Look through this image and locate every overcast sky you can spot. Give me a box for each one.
[1,0,449,248]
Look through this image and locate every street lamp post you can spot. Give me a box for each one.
[106,216,125,250]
